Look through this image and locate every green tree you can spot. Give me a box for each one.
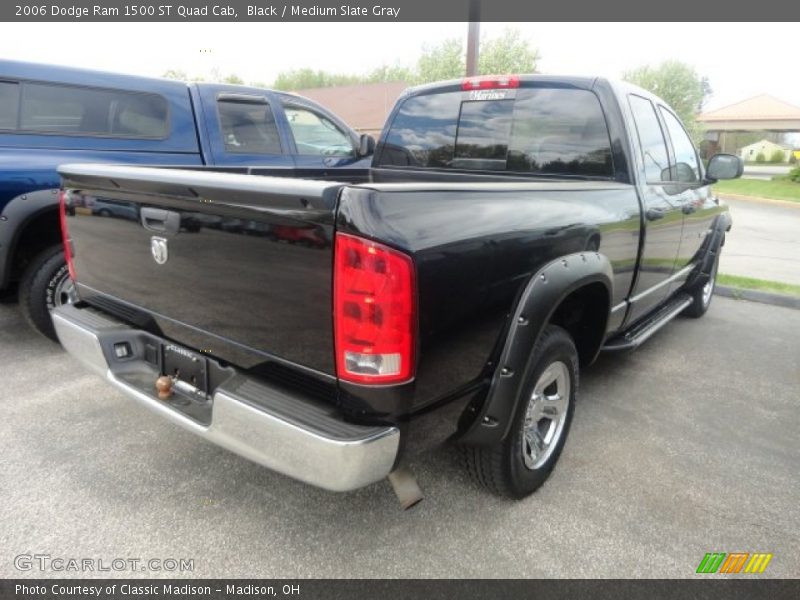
[161,69,188,81]
[414,29,539,84]
[623,60,711,141]
[221,74,244,85]
[478,28,539,76]
[272,66,412,90]
[272,68,363,90]
[755,152,766,163]
[416,38,465,83]
[770,149,787,163]
[172,30,542,91]
[270,28,540,90]
[365,64,415,84]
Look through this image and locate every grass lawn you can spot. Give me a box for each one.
[713,178,800,203]
[718,273,800,297]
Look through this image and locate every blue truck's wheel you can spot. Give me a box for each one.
[463,324,578,498]
[18,245,76,342]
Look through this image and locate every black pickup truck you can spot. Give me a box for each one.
[52,75,741,504]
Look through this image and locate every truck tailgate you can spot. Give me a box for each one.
[59,164,346,377]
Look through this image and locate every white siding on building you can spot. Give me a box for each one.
[740,139,791,162]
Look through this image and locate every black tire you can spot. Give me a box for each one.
[463,325,579,498]
[683,250,720,319]
[18,245,73,342]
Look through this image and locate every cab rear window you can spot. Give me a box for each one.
[377,87,614,178]
[0,81,169,139]
[0,81,19,130]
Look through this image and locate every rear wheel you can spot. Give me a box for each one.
[18,245,77,341]
[463,325,578,498]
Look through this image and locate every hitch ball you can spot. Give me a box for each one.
[155,375,174,400]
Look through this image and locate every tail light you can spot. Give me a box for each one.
[461,75,520,91]
[58,190,76,280]
[333,232,415,384]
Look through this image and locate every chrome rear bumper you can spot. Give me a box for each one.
[52,304,399,492]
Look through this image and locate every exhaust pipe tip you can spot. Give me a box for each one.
[387,467,423,510]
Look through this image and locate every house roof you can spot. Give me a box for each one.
[699,94,800,122]
[292,81,409,133]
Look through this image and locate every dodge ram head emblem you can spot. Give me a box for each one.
[150,236,168,265]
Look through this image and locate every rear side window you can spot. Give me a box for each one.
[217,98,282,154]
[659,107,700,183]
[628,95,670,183]
[16,82,168,138]
[377,87,614,177]
[0,81,19,130]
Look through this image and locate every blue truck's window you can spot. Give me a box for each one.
[0,81,19,130]
[658,107,700,183]
[283,105,354,157]
[628,95,670,183]
[217,99,282,154]
[18,83,168,138]
[378,87,613,177]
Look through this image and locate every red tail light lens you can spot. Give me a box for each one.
[334,232,415,384]
[461,75,520,90]
[58,190,76,280]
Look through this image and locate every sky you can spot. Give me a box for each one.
[0,22,798,112]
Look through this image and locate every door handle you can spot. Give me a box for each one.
[645,208,665,221]
[141,207,181,235]
[682,204,697,215]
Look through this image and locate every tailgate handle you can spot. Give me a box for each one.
[141,207,180,235]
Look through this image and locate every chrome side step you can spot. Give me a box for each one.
[602,292,692,352]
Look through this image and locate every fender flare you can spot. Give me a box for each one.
[0,188,61,288]
[459,251,613,446]
[684,212,731,290]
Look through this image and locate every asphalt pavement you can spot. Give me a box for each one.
[742,165,792,180]
[719,197,800,286]
[1,294,798,578]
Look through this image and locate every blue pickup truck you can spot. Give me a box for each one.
[0,59,374,339]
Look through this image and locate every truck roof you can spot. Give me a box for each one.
[399,73,673,125]
[403,74,602,97]
[0,59,290,99]
[0,59,190,91]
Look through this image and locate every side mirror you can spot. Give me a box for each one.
[358,134,376,157]
[706,153,743,182]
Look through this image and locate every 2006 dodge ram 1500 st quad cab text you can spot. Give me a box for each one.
[52,75,741,504]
